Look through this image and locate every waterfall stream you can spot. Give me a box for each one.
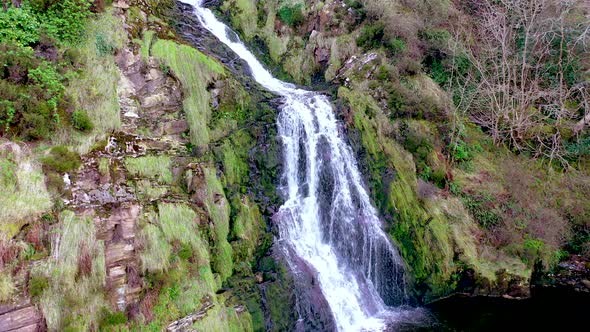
[179,1,414,330]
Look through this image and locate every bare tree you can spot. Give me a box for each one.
[450,0,589,166]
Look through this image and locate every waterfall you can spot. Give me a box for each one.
[179,1,412,330]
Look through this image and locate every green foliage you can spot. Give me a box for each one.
[36,0,93,44]
[99,310,127,327]
[461,195,501,229]
[0,6,40,46]
[71,110,94,131]
[387,38,406,56]
[420,28,451,46]
[29,275,49,298]
[0,43,69,139]
[95,34,115,56]
[278,3,305,27]
[1,1,92,46]
[151,39,223,149]
[41,146,82,173]
[28,62,65,99]
[124,155,173,184]
[523,237,545,264]
[385,80,444,120]
[356,23,385,50]
[565,136,590,160]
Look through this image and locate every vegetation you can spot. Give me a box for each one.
[150,38,224,150]
[0,0,100,140]
[124,155,173,184]
[0,151,52,238]
[0,272,15,302]
[277,3,304,27]
[41,145,82,173]
[35,210,107,330]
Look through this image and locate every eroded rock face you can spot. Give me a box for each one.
[57,2,191,316]
[0,301,44,332]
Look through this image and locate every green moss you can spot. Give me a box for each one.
[216,132,253,188]
[124,155,173,184]
[41,145,81,173]
[338,86,505,300]
[151,39,223,150]
[203,167,234,282]
[140,30,156,61]
[222,0,258,40]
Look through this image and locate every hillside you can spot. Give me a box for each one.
[0,0,589,330]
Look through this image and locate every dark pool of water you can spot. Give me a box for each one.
[403,288,589,331]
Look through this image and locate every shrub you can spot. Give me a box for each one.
[28,62,65,100]
[95,33,115,56]
[523,237,545,264]
[345,0,366,23]
[99,309,127,327]
[41,146,82,173]
[278,4,305,27]
[387,38,406,56]
[356,23,385,50]
[71,110,94,131]
[0,7,41,46]
[29,275,49,298]
[462,195,501,229]
[37,0,93,44]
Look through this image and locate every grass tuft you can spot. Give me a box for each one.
[151,39,223,150]
[124,155,173,184]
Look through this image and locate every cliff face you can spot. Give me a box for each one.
[216,0,590,303]
[0,1,295,330]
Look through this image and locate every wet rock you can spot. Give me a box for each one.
[535,255,590,294]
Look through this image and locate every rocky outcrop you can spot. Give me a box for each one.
[165,297,215,332]
[0,301,44,332]
[534,255,590,294]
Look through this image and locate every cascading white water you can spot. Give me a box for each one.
[180,1,410,330]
